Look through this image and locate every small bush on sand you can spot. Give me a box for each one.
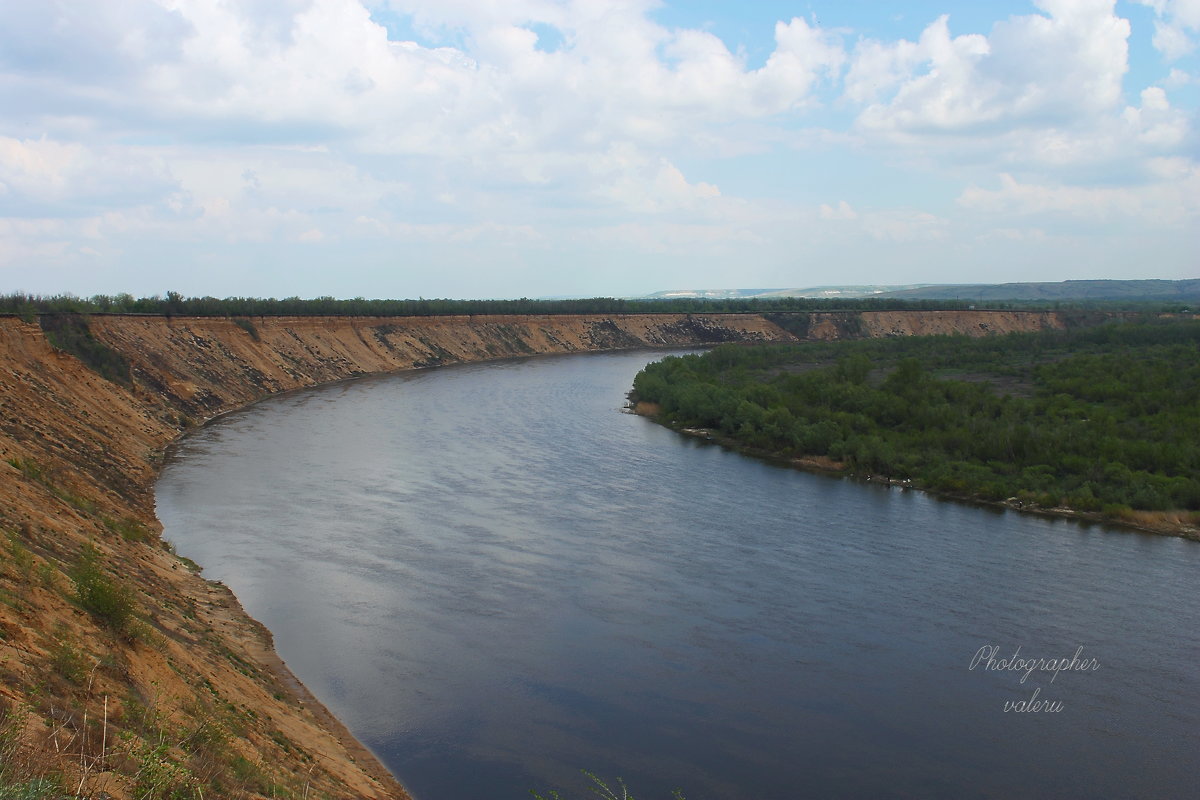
[70,545,136,634]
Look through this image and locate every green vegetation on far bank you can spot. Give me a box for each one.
[631,321,1200,520]
[2,291,1195,319]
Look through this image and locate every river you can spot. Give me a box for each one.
[155,350,1200,799]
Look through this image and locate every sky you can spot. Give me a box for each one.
[1,0,1197,300]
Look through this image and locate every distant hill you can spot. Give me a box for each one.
[875,279,1200,302]
[640,285,934,300]
[641,279,1200,304]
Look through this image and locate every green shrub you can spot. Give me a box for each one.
[48,641,88,686]
[103,517,151,543]
[5,534,34,578]
[1101,503,1133,518]
[5,459,43,482]
[70,546,136,633]
[132,739,199,800]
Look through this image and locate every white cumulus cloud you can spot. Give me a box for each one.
[1137,0,1200,59]
[850,1,1130,135]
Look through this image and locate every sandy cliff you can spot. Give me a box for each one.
[0,309,1090,798]
[782,308,1097,340]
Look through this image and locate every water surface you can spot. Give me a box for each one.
[156,350,1200,799]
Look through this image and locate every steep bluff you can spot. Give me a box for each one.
[0,309,1095,798]
[765,308,1094,340]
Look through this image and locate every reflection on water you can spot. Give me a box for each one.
[156,351,1200,799]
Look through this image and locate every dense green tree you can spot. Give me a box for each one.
[2,291,1191,318]
[630,321,1200,515]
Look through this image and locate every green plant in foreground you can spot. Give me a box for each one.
[532,770,685,800]
[123,735,202,800]
[0,778,65,800]
[0,705,66,800]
